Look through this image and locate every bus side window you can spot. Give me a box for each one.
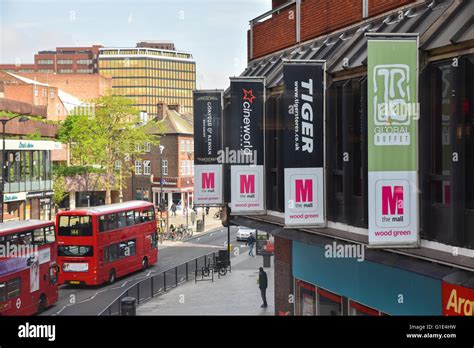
[45,226,55,243]
[118,212,126,228]
[0,282,6,302]
[33,228,45,245]
[126,211,135,226]
[99,216,106,232]
[147,208,155,221]
[134,210,141,224]
[6,278,21,299]
[107,214,118,230]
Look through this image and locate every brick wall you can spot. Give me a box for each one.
[252,3,297,59]
[17,73,112,100]
[369,0,415,17]
[250,0,417,59]
[300,0,362,42]
[274,235,294,315]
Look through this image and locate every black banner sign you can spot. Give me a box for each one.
[283,62,326,227]
[228,78,265,166]
[283,63,324,168]
[193,90,223,165]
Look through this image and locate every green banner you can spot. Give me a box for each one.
[368,39,418,172]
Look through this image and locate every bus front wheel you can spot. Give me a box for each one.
[109,269,116,284]
[141,257,148,271]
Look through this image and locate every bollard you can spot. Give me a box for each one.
[121,297,136,316]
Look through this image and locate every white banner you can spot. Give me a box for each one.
[284,168,324,227]
[230,165,264,214]
[368,171,418,246]
[193,164,223,206]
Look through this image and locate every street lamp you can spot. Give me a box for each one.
[159,145,165,233]
[1,115,29,223]
[86,195,91,207]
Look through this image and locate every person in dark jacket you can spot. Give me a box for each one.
[246,233,256,257]
[258,267,268,308]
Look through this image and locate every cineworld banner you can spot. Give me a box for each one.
[367,35,419,247]
[283,61,325,227]
[193,90,223,206]
[228,77,265,214]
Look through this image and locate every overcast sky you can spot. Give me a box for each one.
[0,0,271,89]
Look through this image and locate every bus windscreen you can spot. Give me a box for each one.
[58,216,93,237]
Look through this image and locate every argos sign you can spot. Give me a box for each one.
[442,282,474,316]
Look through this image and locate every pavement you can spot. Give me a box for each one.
[160,207,223,245]
[137,245,275,316]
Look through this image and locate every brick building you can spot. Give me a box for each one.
[232,0,474,316]
[124,103,194,212]
[0,45,103,74]
[0,71,68,121]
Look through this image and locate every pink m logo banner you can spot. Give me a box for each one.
[382,186,404,215]
[202,172,215,189]
[295,179,313,203]
[240,174,255,194]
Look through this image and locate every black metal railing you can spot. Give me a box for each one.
[99,251,218,316]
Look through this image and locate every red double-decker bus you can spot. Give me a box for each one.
[0,220,58,316]
[56,201,158,286]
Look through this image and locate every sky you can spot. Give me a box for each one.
[0,0,271,89]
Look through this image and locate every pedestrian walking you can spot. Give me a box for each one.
[247,233,256,257]
[170,203,177,217]
[258,267,268,308]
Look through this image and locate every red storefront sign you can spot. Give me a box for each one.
[442,282,474,316]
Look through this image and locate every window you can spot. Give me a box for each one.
[186,160,191,175]
[105,239,136,263]
[77,69,93,74]
[38,59,53,65]
[118,212,127,228]
[144,142,151,152]
[50,89,54,99]
[58,216,93,236]
[45,225,55,243]
[126,211,135,226]
[317,288,342,316]
[59,69,74,73]
[34,87,38,97]
[106,214,118,230]
[135,160,142,175]
[138,207,155,223]
[33,228,45,245]
[58,245,93,257]
[180,161,185,175]
[77,59,93,65]
[6,278,21,299]
[57,59,73,64]
[115,160,121,170]
[349,300,380,316]
[180,139,185,153]
[161,159,168,175]
[144,160,151,175]
[465,56,474,209]
[296,280,316,316]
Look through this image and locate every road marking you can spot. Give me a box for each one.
[121,281,129,288]
[146,271,152,277]
[210,233,214,236]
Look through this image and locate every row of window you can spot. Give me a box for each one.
[3,150,52,184]
[100,49,191,60]
[99,59,195,71]
[0,226,55,247]
[110,79,195,90]
[100,67,195,78]
[98,208,155,232]
[134,160,151,175]
[34,87,55,99]
[38,59,53,65]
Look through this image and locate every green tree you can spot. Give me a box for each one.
[58,93,163,204]
[52,175,68,208]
